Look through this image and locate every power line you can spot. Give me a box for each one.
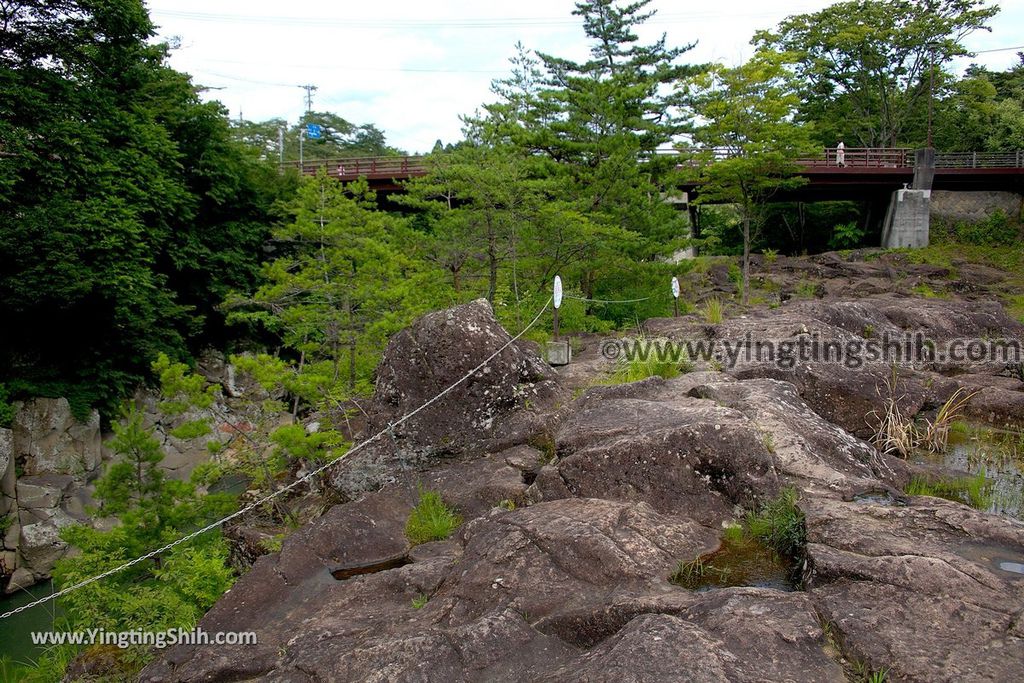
[149,7,823,29]
[973,44,1024,54]
[0,299,553,622]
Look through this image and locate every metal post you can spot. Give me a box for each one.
[299,129,304,171]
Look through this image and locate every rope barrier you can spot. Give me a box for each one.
[563,294,654,305]
[0,298,553,622]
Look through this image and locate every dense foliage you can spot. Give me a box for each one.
[1,1,1022,678]
[0,0,294,417]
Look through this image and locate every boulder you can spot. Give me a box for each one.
[804,495,1024,682]
[328,299,564,499]
[17,510,75,579]
[4,566,34,594]
[532,376,779,524]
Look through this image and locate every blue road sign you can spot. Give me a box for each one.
[306,123,322,139]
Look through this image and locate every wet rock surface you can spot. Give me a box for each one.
[144,295,1024,682]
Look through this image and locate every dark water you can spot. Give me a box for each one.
[913,425,1024,520]
[670,537,796,592]
[0,580,59,667]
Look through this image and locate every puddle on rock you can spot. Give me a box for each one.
[999,561,1024,575]
[331,555,412,581]
[911,424,1024,521]
[670,537,797,592]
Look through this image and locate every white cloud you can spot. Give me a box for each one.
[146,0,1024,154]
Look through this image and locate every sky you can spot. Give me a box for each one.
[146,0,1024,154]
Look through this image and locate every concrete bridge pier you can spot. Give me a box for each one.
[881,149,934,248]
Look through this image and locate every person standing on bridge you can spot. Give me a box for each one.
[836,141,846,167]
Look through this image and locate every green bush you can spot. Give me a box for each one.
[953,210,1019,246]
[405,490,462,545]
[745,488,806,561]
[828,221,866,249]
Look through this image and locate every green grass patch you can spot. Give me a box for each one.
[905,471,992,510]
[745,488,806,561]
[405,489,462,545]
[601,338,692,384]
[1007,294,1024,324]
[700,298,724,323]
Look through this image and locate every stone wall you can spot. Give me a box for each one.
[930,190,1023,224]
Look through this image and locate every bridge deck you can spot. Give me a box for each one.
[282,149,1024,196]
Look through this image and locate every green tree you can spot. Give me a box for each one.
[682,51,814,304]
[470,0,698,302]
[756,0,999,148]
[229,170,406,397]
[0,0,292,416]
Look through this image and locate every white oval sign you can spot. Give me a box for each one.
[553,275,563,309]
[671,277,680,299]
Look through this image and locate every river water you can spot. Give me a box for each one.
[0,580,59,667]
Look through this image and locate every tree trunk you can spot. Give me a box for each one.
[486,223,498,304]
[742,214,751,306]
[348,336,357,391]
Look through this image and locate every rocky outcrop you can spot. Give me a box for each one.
[327,298,564,499]
[13,398,101,480]
[648,296,1024,436]
[143,297,1024,682]
[2,400,101,592]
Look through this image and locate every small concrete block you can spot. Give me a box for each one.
[546,341,572,366]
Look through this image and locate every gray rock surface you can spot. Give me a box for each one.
[13,398,101,479]
[141,297,1024,682]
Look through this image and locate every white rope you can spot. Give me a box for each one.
[0,298,552,621]
[563,294,653,304]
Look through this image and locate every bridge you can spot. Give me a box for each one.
[285,148,1024,195]
[285,149,1024,248]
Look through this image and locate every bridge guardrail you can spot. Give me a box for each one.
[284,148,1024,181]
[935,151,1024,168]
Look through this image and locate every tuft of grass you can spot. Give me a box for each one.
[795,280,818,298]
[922,388,979,453]
[496,499,516,511]
[411,594,429,609]
[701,298,724,324]
[722,523,744,543]
[905,470,992,510]
[603,338,692,384]
[405,489,462,545]
[1007,294,1024,324]
[870,367,919,458]
[762,248,778,265]
[911,282,948,299]
[745,488,806,561]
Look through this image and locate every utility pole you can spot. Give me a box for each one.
[927,43,936,148]
[278,125,285,169]
[298,84,318,113]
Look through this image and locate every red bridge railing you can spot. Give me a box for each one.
[284,155,428,180]
[285,149,1024,182]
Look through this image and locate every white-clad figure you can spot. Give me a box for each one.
[836,141,846,167]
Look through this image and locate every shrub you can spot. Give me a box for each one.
[954,209,1018,246]
[405,490,462,545]
[762,248,778,264]
[828,221,866,249]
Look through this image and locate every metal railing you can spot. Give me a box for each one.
[284,155,428,179]
[935,151,1024,168]
[284,149,1024,181]
[801,147,912,168]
